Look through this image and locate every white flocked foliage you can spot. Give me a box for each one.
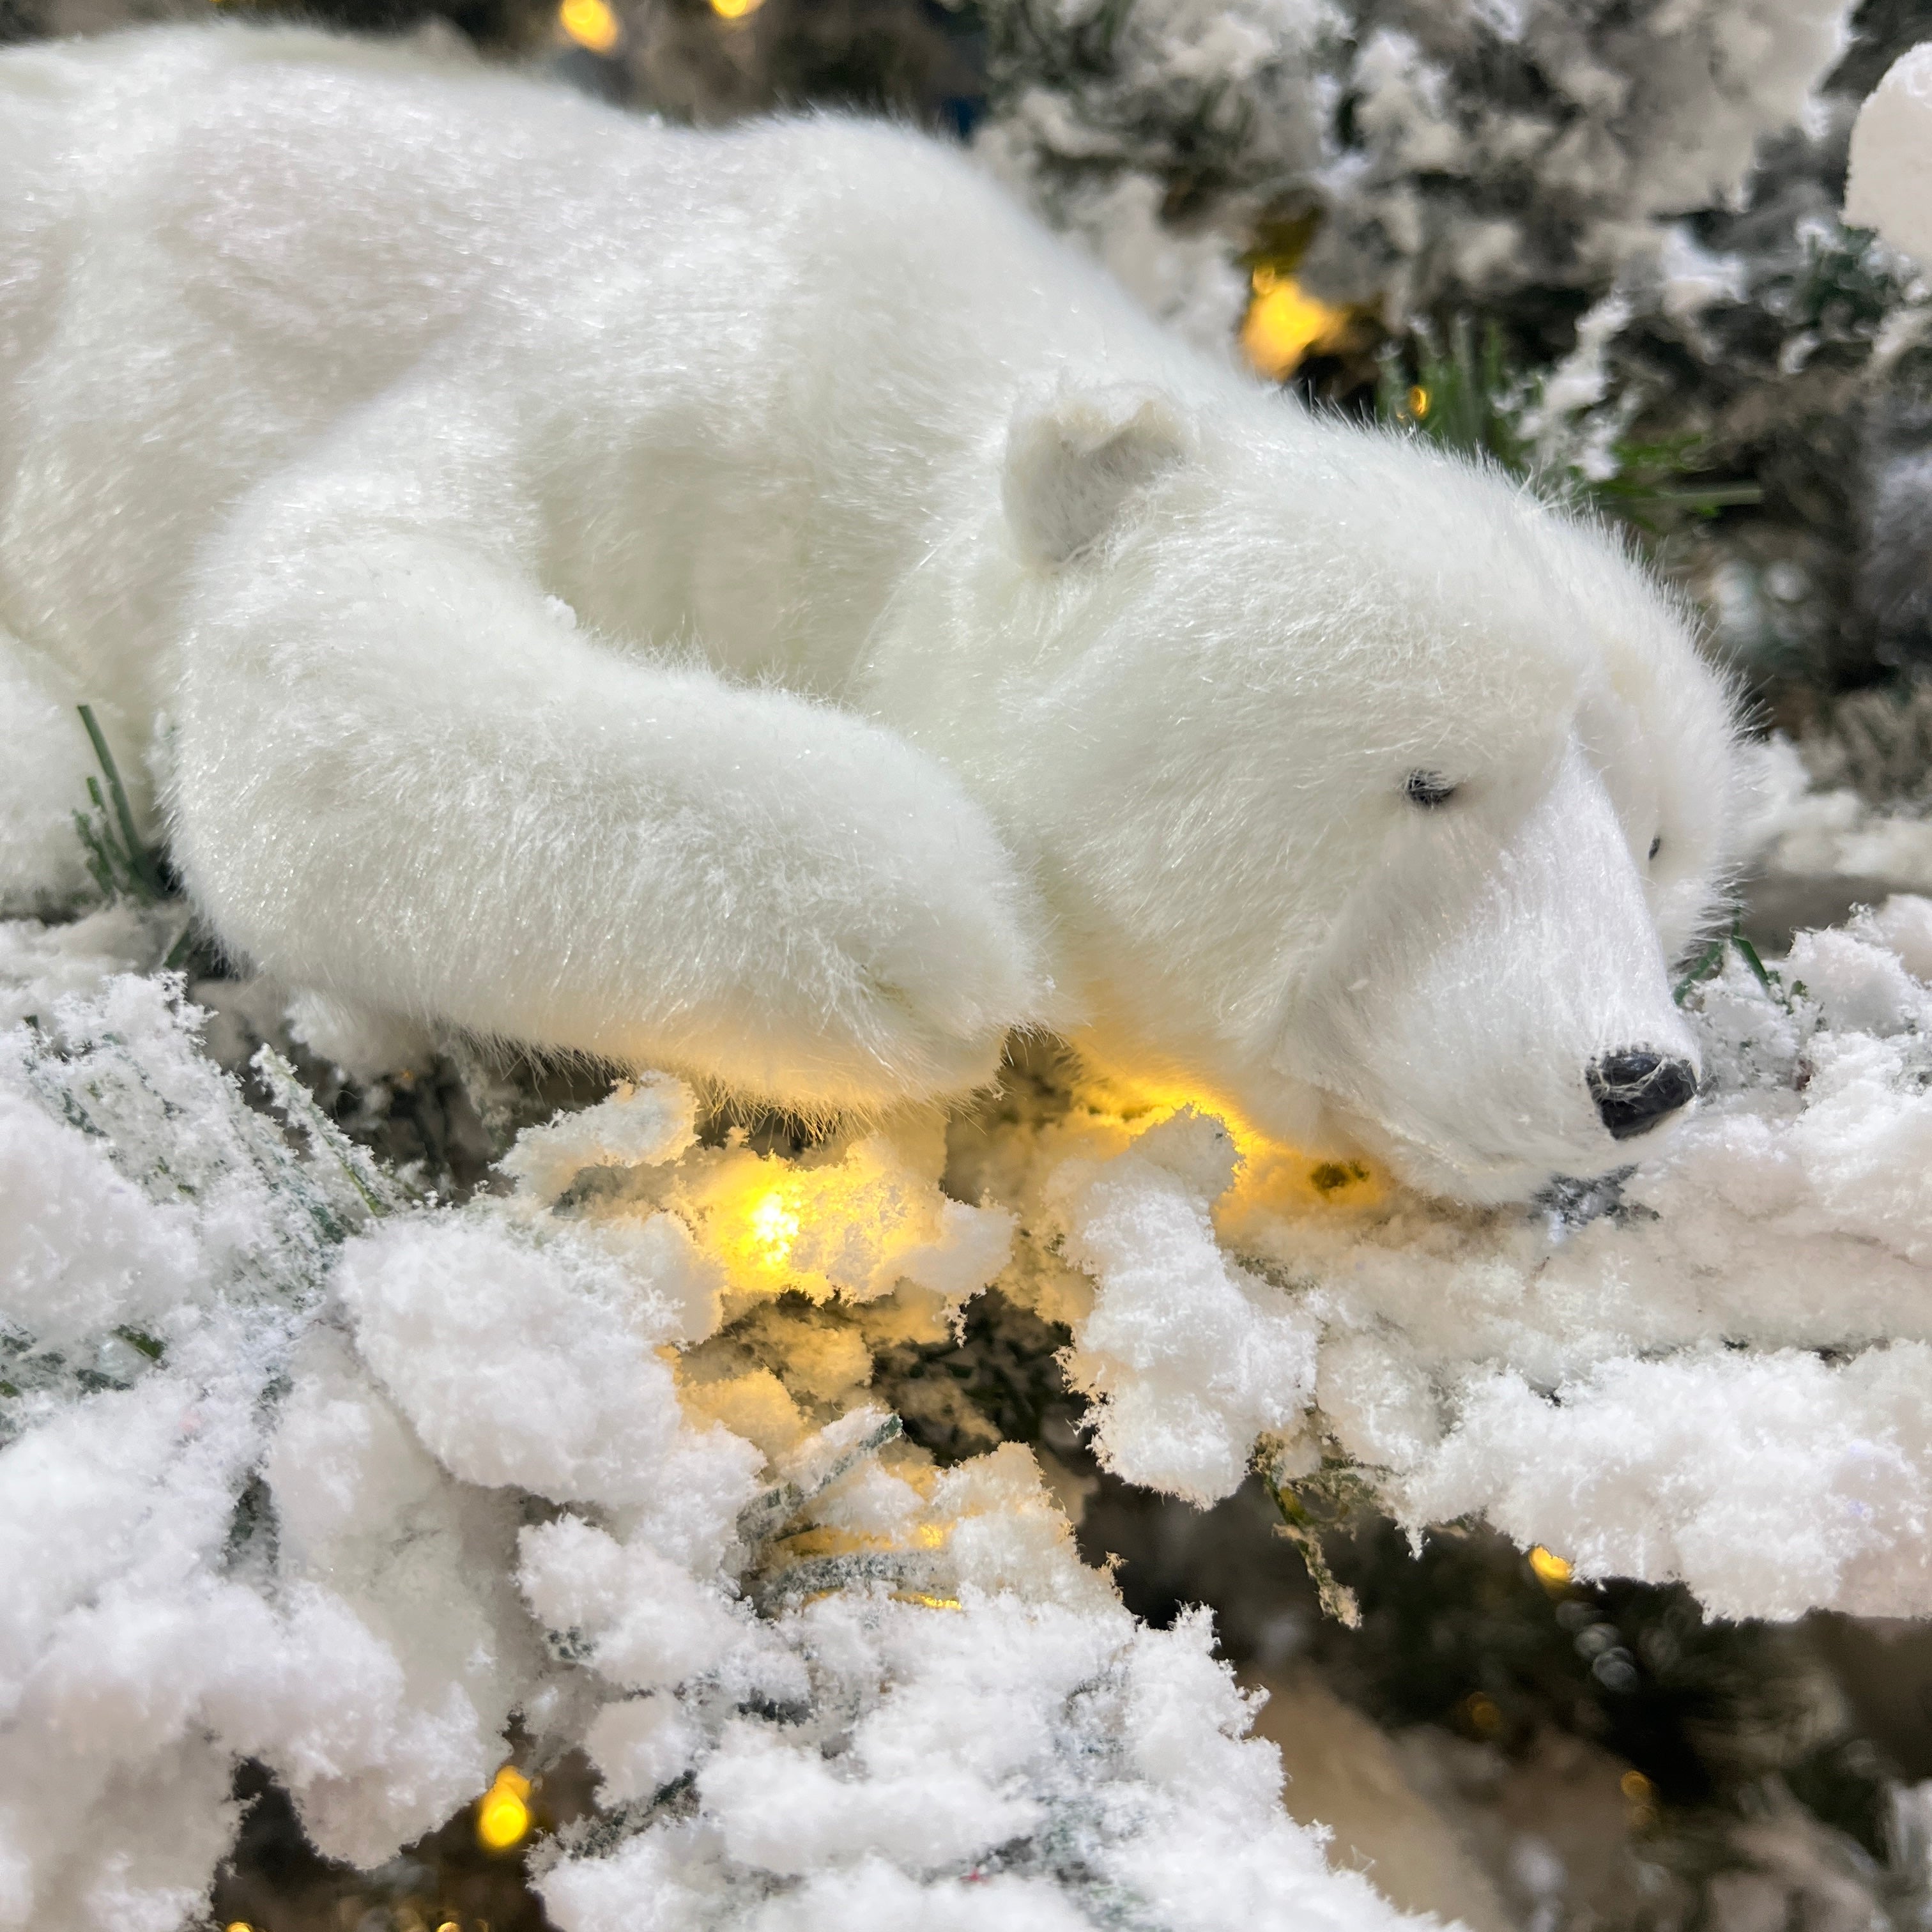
[0,928,1427,1931]
[978,0,1860,333]
[11,749,1932,1926]
[1848,41,1932,274]
[11,792,1932,1924]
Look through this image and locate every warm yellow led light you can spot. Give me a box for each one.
[1407,384,1430,418]
[1460,1690,1502,1735]
[1239,272,1351,382]
[710,0,765,19]
[1620,1768,1653,1802]
[476,1763,533,1850]
[749,1188,799,1264]
[687,1142,940,1301]
[1528,1544,1572,1588]
[558,0,621,54]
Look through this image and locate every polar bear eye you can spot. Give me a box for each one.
[1404,770,1458,808]
[1649,834,1662,861]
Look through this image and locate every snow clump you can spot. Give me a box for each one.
[0,923,1427,1932]
[1848,42,1932,275]
[15,733,1932,1923]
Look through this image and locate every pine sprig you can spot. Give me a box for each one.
[1377,319,1764,533]
[1673,916,1779,1006]
[72,703,168,905]
[1259,1445,1376,1629]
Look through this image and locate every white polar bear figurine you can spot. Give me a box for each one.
[0,25,1743,1204]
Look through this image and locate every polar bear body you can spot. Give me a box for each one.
[0,26,1741,1201]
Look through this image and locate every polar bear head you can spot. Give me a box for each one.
[895,380,1744,1205]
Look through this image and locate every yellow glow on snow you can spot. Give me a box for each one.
[710,0,765,20]
[558,0,622,51]
[476,1763,532,1850]
[1240,268,1351,381]
[749,1188,801,1265]
[1114,1078,1264,1153]
[1529,1545,1573,1589]
[1116,1081,1384,1216]
[900,1592,963,1611]
[689,1141,942,1301]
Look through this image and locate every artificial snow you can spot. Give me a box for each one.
[979,0,1860,328]
[1848,42,1932,275]
[11,746,1932,1925]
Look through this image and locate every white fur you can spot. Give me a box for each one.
[0,25,1743,1200]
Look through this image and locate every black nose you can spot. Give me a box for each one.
[1587,1050,1698,1140]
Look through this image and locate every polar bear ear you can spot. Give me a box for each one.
[1002,385,1194,567]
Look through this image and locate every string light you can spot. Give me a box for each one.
[1620,1767,1659,1830]
[476,1763,533,1851]
[709,0,765,19]
[557,0,621,53]
[1528,1544,1573,1589]
[1459,1690,1502,1736]
[1240,266,1351,382]
[695,1146,939,1298]
[1407,384,1430,418]
[748,1188,799,1265]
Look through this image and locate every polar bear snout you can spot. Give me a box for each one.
[1256,736,1721,1202]
[1586,1050,1698,1140]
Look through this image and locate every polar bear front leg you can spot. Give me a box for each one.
[167,515,1052,1114]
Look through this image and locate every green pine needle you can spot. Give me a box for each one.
[1376,319,1762,535]
[1672,918,1780,1006]
[72,704,169,905]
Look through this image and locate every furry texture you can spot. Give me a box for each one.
[0,24,1742,1200]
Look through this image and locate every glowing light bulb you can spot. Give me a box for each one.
[558,0,621,53]
[1620,1767,1658,1828]
[710,0,765,19]
[1239,271,1351,382]
[1407,384,1430,419]
[1460,1690,1502,1736]
[749,1188,799,1264]
[477,1763,533,1850]
[1528,1544,1572,1588]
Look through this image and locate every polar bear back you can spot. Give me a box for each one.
[0,24,1210,724]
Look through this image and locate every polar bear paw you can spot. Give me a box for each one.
[737,823,1056,1114]
[678,730,1061,1114]
[833,882,1054,1106]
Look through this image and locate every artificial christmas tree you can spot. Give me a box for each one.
[9,4,1932,1930]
